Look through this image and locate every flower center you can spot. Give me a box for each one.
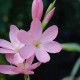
[15,47,20,53]
[14,44,24,53]
[35,43,43,48]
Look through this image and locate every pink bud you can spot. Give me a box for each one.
[32,0,43,20]
[43,7,55,24]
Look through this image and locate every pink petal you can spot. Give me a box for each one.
[9,25,20,47]
[35,47,50,63]
[41,25,58,43]
[13,66,34,74]
[26,55,35,65]
[6,53,24,65]
[12,66,25,73]
[0,39,14,49]
[37,0,43,20]
[19,46,36,59]
[0,48,15,53]
[0,65,18,74]
[32,0,39,19]
[17,30,31,45]
[25,71,34,75]
[30,62,41,69]
[30,19,42,41]
[44,41,62,53]
[6,54,14,64]
[13,54,24,65]
[43,7,55,24]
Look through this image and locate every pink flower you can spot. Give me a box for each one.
[0,55,41,75]
[18,19,62,63]
[0,25,24,65]
[32,0,43,20]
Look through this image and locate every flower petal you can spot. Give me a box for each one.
[9,25,19,42]
[13,53,24,65]
[30,19,42,41]
[0,48,15,53]
[37,0,43,20]
[25,71,34,75]
[12,66,24,74]
[9,25,20,47]
[44,41,62,53]
[6,53,24,65]
[41,25,58,43]
[30,62,41,69]
[19,46,36,59]
[26,55,35,65]
[17,30,31,45]
[35,47,50,63]
[0,65,18,74]
[0,39,14,49]
[6,54,14,64]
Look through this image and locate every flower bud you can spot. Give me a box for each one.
[42,7,55,28]
[32,0,43,20]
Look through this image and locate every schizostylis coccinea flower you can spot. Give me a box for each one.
[0,55,41,75]
[0,25,24,65]
[17,19,62,63]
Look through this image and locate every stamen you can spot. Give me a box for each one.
[35,43,43,48]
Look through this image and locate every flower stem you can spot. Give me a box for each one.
[69,57,80,80]
[24,75,30,80]
[42,22,47,30]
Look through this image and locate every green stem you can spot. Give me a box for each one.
[69,57,80,80]
[42,22,47,30]
[77,76,80,80]
[24,75,30,80]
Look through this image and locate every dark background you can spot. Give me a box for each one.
[0,0,80,80]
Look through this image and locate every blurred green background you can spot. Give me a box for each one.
[0,0,80,80]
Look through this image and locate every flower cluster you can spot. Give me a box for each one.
[0,0,62,75]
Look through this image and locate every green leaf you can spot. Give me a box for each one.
[77,77,80,80]
[69,58,80,80]
[62,43,80,52]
